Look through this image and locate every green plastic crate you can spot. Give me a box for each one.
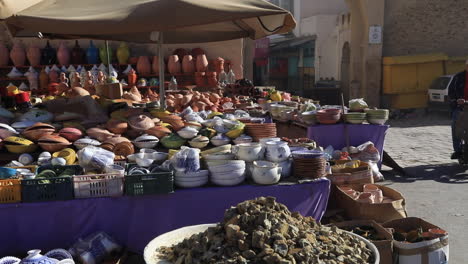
[124,164,174,196]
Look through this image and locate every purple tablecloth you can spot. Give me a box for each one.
[307,124,389,165]
[0,179,330,255]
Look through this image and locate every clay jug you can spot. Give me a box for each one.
[213,57,225,75]
[41,41,56,65]
[10,42,26,67]
[168,55,181,75]
[128,68,137,86]
[196,54,208,72]
[26,45,41,67]
[182,55,195,74]
[99,44,113,64]
[86,40,99,64]
[39,68,49,91]
[151,56,160,74]
[116,42,130,64]
[49,70,59,83]
[71,40,85,64]
[56,42,70,66]
[136,56,151,75]
[0,42,9,66]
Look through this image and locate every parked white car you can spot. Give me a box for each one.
[428,75,454,108]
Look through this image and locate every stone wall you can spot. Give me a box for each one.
[383,0,468,57]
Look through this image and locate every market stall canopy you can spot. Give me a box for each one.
[2,0,296,43]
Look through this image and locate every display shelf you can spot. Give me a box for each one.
[0,77,27,81]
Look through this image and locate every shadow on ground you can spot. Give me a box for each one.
[382,163,468,184]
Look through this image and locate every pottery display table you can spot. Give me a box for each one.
[307,124,389,166]
[0,179,330,255]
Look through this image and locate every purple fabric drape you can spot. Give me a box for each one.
[307,124,389,166]
[0,179,330,256]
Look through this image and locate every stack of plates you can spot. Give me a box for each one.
[245,123,277,142]
[316,108,342,124]
[175,170,209,188]
[207,160,246,186]
[292,150,327,179]
[365,109,389,125]
[344,112,367,124]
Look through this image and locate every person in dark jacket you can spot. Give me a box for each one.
[448,60,468,159]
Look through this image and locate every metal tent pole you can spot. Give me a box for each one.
[105,40,111,77]
[158,33,165,109]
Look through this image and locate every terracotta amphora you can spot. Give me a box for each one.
[0,42,9,66]
[10,42,26,67]
[57,42,70,66]
[86,40,99,64]
[41,40,56,65]
[168,55,181,75]
[196,54,208,72]
[152,56,160,74]
[182,55,195,74]
[27,45,41,67]
[136,56,151,75]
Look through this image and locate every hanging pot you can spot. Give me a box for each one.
[182,55,195,74]
[0,42,9,66]
[99,44,113,64]
[116,42,130,64]
[86,40,99,64]
[56,42,70,66]
[71,40,85,64]
[10,42,26,67]
[168,55,181,75]
[137,56,151,75]
[27,45,41,67]
[196,54,208,72]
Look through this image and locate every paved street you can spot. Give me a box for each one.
[382,111,467,263]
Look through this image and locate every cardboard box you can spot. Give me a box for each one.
[383,217,449,264]
[332,220,393,264]
[96,83,123,99]
[334,184,407,223]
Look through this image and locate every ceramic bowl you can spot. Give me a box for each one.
[127,153,138,162]
[208,163,246,174]
[211,137,230,147]
[203,153,235,161]
[150,152,169,162]
[136,157,154,167]
[175,170,210,179]
[0,167,17,179]
[133,140,158,149]
[74,138,100,150]
[200,144,232,156]
[211,168,245,180]
[206,160,245,167]
[211,175,245,186]
[188,140,209,149]
[140,148,157,154]
[367,118,388,125]
[175,177,209,188]
[58,127,83,142]
[291,150,324,159]
[177,127,199,139]
[4,137,37,154]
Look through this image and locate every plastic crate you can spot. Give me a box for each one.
[114,159,127,168]
[124,164,174,196]
[21,165,82,203]
[73,174,124,199]
[0,179,21,203]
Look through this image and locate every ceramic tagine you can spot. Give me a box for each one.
[117,42,130,64]
[86,40,99,64]
[41,41,56,65]
[0,249,75,264]
[57,42,70,66]
[10,42,26,67]
[26,45,41,67]
[71,40,85,64]
[0,42,9,66]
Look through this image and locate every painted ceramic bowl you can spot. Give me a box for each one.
[38,135,71,152]
[133,134,159,149]
[129,115,155,131]
[74,137,101,149]
[106,118,128,134]
[58,127,83,142]
[0,123,18,139]
[86,127,115,142]
[4,136,37,153]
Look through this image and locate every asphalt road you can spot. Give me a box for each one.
[382,112,467,264]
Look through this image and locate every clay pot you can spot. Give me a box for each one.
[59,127,83,142]
[128,115,155,131]
[137,56,151,75]
[10,42,26,67]
[195,72,206,87]
[196,54,208,72]
[0,42,9,66]
[173,48,189,60]
[22,123,55,141]
[106,118,128,134]
[129,57,139,64]
[38,134,71,152]
[182,55,195,73]
[49,70,59,83]
[357,192,375,204]
[57,42,70,66]
[99,45,113,64]
[117,42,130,64]
[206,72,218,87]
[151,56,160,74]
[41,41,56,65]
[168,55,181,75]
[26,45,41,67]
[71,40,85,64]
[191,48,205,58]
[213,57,225,75]
[101,136,130,152]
